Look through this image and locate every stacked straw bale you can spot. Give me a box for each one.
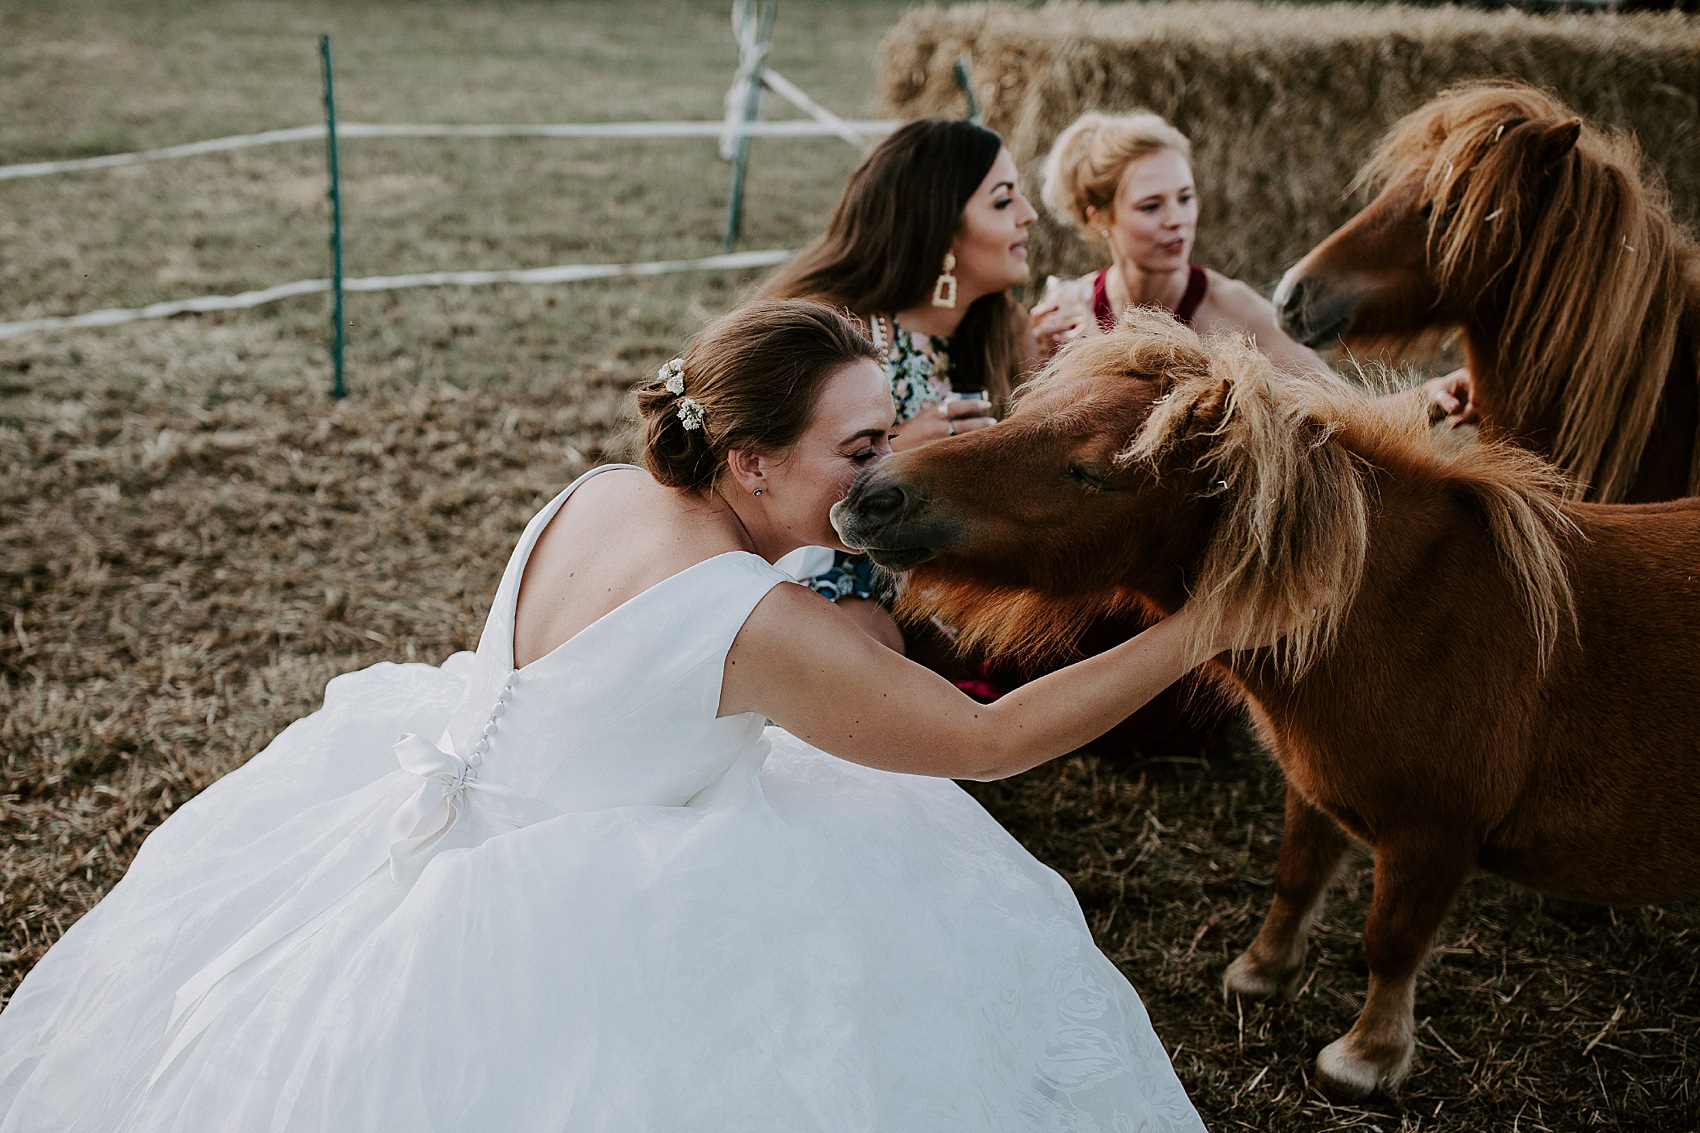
[878,3,1700,290]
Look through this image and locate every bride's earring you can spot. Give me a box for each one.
[931,251,958,309]
[752,488,764,497]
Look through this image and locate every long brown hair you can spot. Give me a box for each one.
[762,117,1022,404]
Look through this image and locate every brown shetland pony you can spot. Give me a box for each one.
[1275,81,1700,504]
[832,311,1700,1098]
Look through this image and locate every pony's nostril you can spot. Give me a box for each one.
[857,483,908,527]
[1276,275,1319,338]
[1279,276,1310,318]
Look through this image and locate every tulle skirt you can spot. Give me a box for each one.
[0,658,1203,1132]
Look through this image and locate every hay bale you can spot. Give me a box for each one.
[878,3,1700,290]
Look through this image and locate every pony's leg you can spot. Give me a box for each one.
[1224,788,1351,998]
[1316,840,1472,1098]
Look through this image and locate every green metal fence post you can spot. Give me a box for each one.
[722,1,776,253]
[320,34,347,399]
[954,55,981,126]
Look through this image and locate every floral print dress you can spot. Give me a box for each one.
[805,318,951,605]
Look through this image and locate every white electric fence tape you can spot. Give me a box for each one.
[0,120,899,182]
[761,71,872,152]
[0,249,793,341]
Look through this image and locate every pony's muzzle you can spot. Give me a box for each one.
[830,471,912,552]
[850,481,908,529]
[1275,270,1359,348]
[831,469,952,571]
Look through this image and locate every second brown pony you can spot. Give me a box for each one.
[1276,81,1700,503]
[833,312,1700,1098]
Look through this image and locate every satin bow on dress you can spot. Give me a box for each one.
[385,733,560,885]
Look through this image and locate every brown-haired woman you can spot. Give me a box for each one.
[1,298,1269,1130]
[762,117,1039,648]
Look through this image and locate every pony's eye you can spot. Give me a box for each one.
[1067,463,1109,492]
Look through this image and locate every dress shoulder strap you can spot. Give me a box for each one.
[475,464,641,660]
[1174,265,1209,327]
[1095,266,1208,329]
[1091,269,1117,333]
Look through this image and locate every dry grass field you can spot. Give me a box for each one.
[2,2,1696,1129]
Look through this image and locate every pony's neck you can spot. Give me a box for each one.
[1458,325,1532,449]
[1217,433,1572,728]
[1464,296,1700,503]
[1213,461,1458,710]
[1625,319,1700,502]
[1459,190,1700,503]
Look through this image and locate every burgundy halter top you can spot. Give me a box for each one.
[1092,265,1208,332]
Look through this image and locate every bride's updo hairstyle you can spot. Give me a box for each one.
[1040,111,1193,235]
[637,298,879,493]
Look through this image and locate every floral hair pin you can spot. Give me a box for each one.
[658,357,703,429]
[660,357,685,395]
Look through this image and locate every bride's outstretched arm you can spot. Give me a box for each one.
[721,583,1220,781]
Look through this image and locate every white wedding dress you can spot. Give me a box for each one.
[0,466,1204,1132]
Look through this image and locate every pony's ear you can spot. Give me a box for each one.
[1180,376,1233,438]
[1532,118,1582,169]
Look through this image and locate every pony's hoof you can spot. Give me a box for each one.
[1316,1033,1413,1099]
[1223,951,1301,999]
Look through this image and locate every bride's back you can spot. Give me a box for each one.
[512,467,741,668]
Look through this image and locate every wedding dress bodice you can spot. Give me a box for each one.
[441,468,785,813]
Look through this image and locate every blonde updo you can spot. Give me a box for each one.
[635,299,879,494]
[1040,111,1193,235]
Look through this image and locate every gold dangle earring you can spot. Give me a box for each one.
[931,251,958,309]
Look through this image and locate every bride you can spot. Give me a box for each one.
[0,299,1254,1131]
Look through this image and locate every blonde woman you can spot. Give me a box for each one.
[1032,111,1330,374]
[1034,109,1473,420]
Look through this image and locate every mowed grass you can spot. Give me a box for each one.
[2,2,1697,1130]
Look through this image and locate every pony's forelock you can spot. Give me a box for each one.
[1114,315,1373,677]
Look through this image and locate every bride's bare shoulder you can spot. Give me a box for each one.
[560,465,660,519]
[532,466,733,569]
[543,468,700,546]
[514,469,739,665]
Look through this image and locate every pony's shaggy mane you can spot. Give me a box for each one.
[897,580,1153,673]
[1359,80,1700,503]
[908,312,1578,678]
